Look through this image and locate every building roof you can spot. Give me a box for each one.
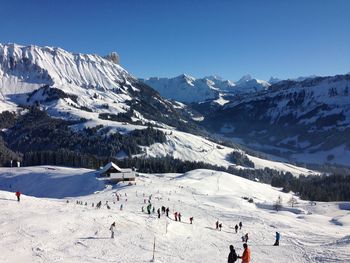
[99,162,123,174]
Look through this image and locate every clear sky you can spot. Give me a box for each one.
[1,0,349,81]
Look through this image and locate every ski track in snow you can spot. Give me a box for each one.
[0,166,349,262]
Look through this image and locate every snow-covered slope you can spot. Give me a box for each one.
[140,129,316,176]
[0,166,349,262]
[0,166,104,198]
[0,43,130,95]
[0,43,130,117]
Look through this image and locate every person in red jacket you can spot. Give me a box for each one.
[238,243,251,263]
[15,191,21,202]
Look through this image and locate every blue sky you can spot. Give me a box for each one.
[1,0,349,81]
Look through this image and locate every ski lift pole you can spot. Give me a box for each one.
[152,236,156,261]
[165,218,168,234]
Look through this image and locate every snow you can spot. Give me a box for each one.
[291,144,350,166]
[214,95,230,106]
[0,166,349,262]
[142,129,317,176]
[0,166,104,198]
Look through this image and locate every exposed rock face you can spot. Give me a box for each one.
[104,52,120,65]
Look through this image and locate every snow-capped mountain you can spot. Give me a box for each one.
[0,43,195,129]
[141,74,271,103]
[199,74,350,166]
[140,74,219,103]
[234,74,271,92]
[205,75,236,92]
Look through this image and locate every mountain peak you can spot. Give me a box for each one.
[237,74,253,83]
[205,75,223,81]
[104,52,120,64]
[269,76,281,84]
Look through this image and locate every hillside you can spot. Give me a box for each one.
[0,166,349,262]
[198,74,350,166]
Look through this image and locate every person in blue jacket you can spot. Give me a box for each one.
[274,231,280,246]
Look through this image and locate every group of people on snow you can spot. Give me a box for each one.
[216,220,223,231]
[234,221,243,233]
[228,243,251,263]
[12,185,281,263]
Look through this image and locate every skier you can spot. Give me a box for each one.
[238,243,251,263]
[178,213,182,222]
[227,245,238,263]
[189,217,193,224]
[166,207,169,217]
[219,223,222,231]
[216,220,219,230]
[147,203,152,214]
[157,208,161,219]
[152,207,155,213]
[120,204,123,211]
[110,222,116,239]
[235,224,239,233]
[274,232,280,246]
[239,221,242,230]
[15,191,21,202]
[174,212,178,221]
[96,201,102,209]
[241,233,249,243]
[161,206,166,214]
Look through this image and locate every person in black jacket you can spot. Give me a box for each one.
[228,245,238,263]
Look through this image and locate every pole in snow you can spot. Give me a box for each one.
[151,236,156,262]
[166,218,168,234]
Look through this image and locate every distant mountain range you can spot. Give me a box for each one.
[194,74,350,166]
[140,74,270,103]
[141,71,350,166]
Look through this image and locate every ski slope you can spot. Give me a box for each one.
[142,129,317,177]
[0,166,349,262]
